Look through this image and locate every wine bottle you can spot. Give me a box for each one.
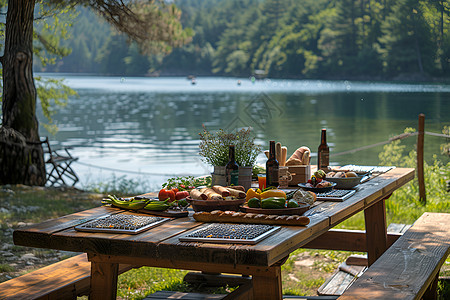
[317,129,329,171]
[225,145,239,186]
[266,141,279,187]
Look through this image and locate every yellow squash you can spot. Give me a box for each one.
[260,189,286,200]
[246,188,261,201]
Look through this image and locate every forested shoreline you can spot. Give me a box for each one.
[37,0,450,80]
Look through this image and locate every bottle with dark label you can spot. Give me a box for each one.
[225,145,239,186]
[317,129,329,171]
[266,140,279,187]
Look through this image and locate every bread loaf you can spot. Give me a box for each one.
[286,146,311,165]
[190,188,207,200]
[226,185,246,192]
[281,146,287,166]
[276,142,282,165]
[301,150,310,165]
[290,146,310,160]
[200,188,223,201]
[212,185,231,197]
[226,187,246,199]
[193,210,310,226]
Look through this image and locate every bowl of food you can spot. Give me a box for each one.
[298,182,336,193]
[186,197,245,212]
[325,171,366,189]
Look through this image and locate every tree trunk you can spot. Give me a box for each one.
[0,0,46,186]
[412,13,424,76]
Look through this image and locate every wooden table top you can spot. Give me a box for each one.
[14,168,414,268]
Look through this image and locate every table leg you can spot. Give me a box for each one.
[90,261,119,299]
[251,264,283,300]
[364,198,388,266]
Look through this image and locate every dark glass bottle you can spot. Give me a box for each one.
[266,141,279,187]
[317,129,330,171]
[225,145,239,186]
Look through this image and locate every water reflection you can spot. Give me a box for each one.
[38,75,450,190]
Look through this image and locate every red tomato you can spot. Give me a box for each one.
[171,188,179,194]
[158,189,176,201]
[175,191,190,200]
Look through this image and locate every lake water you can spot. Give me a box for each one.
[37,75,450,191]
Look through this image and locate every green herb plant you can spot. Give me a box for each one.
[198,126,261,167]
[161,176,211,189]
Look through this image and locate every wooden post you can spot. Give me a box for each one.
[90,261,119,299]
[364,199,388,266]
[417,114,426,204]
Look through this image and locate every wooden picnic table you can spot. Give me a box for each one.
[13,167,414,299]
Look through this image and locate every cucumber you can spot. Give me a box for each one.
[261,197,286,209]
[247,197,261,208]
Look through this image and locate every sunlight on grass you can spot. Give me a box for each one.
[117,267,189,299]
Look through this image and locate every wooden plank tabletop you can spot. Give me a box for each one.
[13,168,415,269]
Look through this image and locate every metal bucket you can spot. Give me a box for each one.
[238,166,252,191]
[211,166,226,186]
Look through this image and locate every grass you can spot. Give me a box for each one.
[1,132,449,299]
[117,267,189,298]
[0,264,14,272]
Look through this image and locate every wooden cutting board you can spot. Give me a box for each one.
[138,208,188,218]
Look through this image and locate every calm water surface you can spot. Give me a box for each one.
[38,75,450,191]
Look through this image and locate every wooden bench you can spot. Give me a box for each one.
[339,212,450,300]
[0,253,135,300]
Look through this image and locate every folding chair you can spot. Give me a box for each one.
[42,137,79,186]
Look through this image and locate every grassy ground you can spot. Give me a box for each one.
[1,138,449,299]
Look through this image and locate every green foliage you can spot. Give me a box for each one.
[441,126,450,156]
[198,127,262,167]
[379,0,435,76]
[33,1,77,67]
[24,0,450,78]
[35,76,77,134]
[82,174,152,196]
[161,176,211,190]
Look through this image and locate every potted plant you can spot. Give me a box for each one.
[199,126,261,189]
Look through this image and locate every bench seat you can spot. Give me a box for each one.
[339,212,450,300]
[0,253,134,300]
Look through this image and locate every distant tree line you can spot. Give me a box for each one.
[38,0,450,80]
